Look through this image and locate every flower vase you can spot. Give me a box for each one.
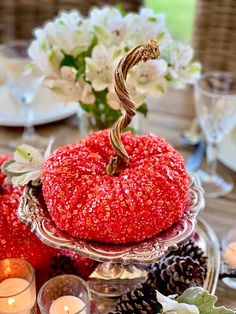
[77,106,141,139]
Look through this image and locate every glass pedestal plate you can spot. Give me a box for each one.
[18,173,205,313]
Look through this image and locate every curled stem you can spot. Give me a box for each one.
[106,40,160,176]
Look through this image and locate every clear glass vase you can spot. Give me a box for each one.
[77,106,141,139]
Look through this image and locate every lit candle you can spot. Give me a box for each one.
[223,241,236,268]
[0,278,35,314]
[49,296,86,314]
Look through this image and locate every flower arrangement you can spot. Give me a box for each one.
[29,7,201,130]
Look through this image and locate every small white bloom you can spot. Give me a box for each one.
[128,59,168,97]
[2,140,53,186]
[90,7,131,47]
[28,38,62,77]
[78,79,95,104]
[86,45,121,91]
[156,291,199,314]
[45,79,81,103]
[45,69,95,105]
[44,11,93,55]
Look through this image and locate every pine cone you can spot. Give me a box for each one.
[50,255,77,277]
[113,281,161,314]
[148,255,205,295]
[167,239,207,270]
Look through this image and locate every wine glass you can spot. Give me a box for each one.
[0,40,48,148]
[194,71,236,198]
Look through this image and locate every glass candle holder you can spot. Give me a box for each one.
[221,226,236,289]
[0,258,36,314]
[37,275,91,314]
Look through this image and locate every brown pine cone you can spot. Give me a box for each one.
[113,281,161,314]
[167,239,208,271]
[148,255,205,295]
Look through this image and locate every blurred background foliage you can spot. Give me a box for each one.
[145,0,195,42]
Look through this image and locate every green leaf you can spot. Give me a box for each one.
[177,287,235,314]
[148,17,157,22]
[116,3,126,16]
[75,36,98,78]
[137,103,148,117]
[60,54,78,68]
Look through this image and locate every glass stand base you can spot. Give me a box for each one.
[88,263,147,314]
[196,169,233,198]
[9,133,50,150]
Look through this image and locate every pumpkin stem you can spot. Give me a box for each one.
[106,40,160,176]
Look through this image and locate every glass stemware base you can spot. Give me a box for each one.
[196,169,233,198]
[9,127,50,149]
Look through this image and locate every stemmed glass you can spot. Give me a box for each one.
[0,40,48,148]
[194,71,236,198]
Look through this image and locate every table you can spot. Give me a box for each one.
[0,87,236,309]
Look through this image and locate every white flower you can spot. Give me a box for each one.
[28,34,63,77]
[45,66,95,104]
[156,291,199,314]
[28,7,201,109]
[89,7,132,47]
[128,59,168,97]
[86,45,121,91]
[79,78,96,104]
[127,8,167,46]
[2,140,53,186]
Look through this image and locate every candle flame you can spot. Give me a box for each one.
[8,298,15,306]
[64,305,70,313]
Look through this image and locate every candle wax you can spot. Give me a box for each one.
[223,241,236,268]
[0,278,34,314]
[49,296,86,314]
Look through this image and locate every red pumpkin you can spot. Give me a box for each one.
[0,155,57,269]
[42,130,189,244]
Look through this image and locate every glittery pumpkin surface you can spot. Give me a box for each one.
[0,155,57,269]
[42,131,189,244]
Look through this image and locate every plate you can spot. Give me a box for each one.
[219,128,236,172]
[0,85,78,126]
[194,218,220,294]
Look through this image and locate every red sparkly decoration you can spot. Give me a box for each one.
[0,155,57,269]
[42,130,189,244]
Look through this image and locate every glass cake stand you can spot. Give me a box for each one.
[18,173,205,313]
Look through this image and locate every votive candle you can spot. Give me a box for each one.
[37,275,90,314]
[0,258,36,314]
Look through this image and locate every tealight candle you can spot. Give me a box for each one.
[0,259,36,314]
[222,241,236,268]
[0,278,33,314]
[38,275,90,314]
[49,296,86,314]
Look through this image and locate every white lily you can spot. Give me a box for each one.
[85,45,121,91]
[156,291,199,314]
[128,59,168,98]
[44,11,93,56]
[28,34,63,77]
[45,66,95,104]
[90,7,132,47]
[2,140,54,186]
